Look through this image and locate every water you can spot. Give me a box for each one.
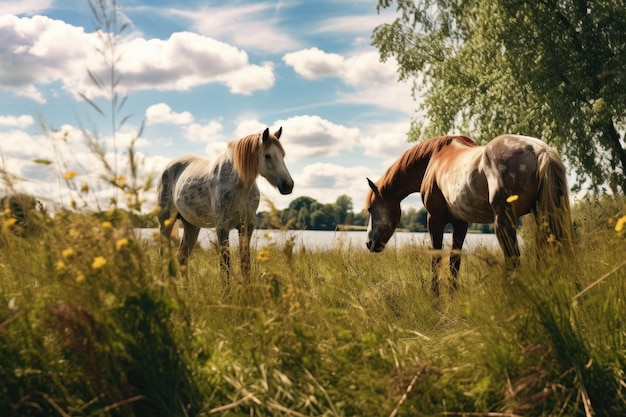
[139,229,501,252]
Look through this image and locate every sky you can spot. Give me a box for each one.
[0,0,425,214]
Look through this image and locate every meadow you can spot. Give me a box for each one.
[1,191,625,416]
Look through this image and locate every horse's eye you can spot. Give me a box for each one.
[264,154,271,160]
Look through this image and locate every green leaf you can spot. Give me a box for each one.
[33,159,53,165]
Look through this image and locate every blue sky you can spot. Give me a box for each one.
[0,0,424,212]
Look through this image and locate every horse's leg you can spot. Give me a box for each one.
[493,204,521,269]
[177,219,200,274]
[450,220,468,291]
[428,213,445,296]
[216,227,231,283]
[157,200,178,243]
[238,222,254,286]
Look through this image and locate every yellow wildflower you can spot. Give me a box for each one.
[506,195,519,203]
[101,221,113,229]
[256,249,271,262]
[70,199,77,209]
[92,256,107,269]
[3,218,17,228]
[114,175,126,188]
[115,238,129,250]
[163,218,174,227]
[3,208,10,216]
[80,183,89,193]
[69,228,80,239]
[616,215,626,234]
[55,261,66,271]
[62,248,74,258]
[64,170,78,180]
[76,274,86,284]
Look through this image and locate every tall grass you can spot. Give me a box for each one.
[1,186,626,416]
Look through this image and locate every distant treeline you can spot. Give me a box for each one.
[255,195,494,234]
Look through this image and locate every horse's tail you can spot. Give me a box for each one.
[534,148,574,253]
[157,157,192,241]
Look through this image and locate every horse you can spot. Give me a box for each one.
[365,134,574,296]
[157,127,294,283]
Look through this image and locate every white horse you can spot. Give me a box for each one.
[157,127,294,282]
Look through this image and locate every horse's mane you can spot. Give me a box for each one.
[229,132,285,186]
[366,135,476,206]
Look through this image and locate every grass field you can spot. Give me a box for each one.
[1,194,625,416]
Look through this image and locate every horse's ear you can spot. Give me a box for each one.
[367,177,380,196]
[274,126,282,140]
[262,128,270,143]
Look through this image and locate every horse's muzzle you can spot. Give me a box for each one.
[366,240,386,252]
[278,179,294,195]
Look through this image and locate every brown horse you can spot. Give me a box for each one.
[157,128,294,283]
[365,134,573,295]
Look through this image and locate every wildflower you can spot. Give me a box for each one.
[163,218,174,227]
[3,218,17,228]
[115,238,129,250]
[101,221,113,229]
[76,274,86,284]
[114,175,126,188]
[62,248,74,258]
[55,261,66,271]
[80,183,89,193]
[92,256,107,269]
[506,195,519,203]
[3,208,10,216]
[616,215,626,234]
[70,199,77,209]
[64,170,78,180]
[256,249,271,262]
[69,228,80,239]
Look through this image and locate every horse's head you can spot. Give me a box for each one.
[258,127,294,195]
[365,178,401,252]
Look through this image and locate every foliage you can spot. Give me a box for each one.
[372,0,626,192]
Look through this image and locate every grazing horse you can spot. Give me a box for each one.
[157,127,294,282]
[365,134,573,295]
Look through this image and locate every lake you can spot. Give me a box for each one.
[138,229,503,252]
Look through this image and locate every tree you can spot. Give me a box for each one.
[373,0,626,192]
[334,195,354,225]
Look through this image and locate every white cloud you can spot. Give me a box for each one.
[283,47,416,114]
[283,47,344,80]
[233,119,267,139]
[168,3,300,54]
[269,115,363,160]
[145,103,194,125]
[184,121,224,144]
[0,15,93,102]
[0,15,276,102]
[297,162,372,207]
[283,48,396,86]
[315,12,395,35]
[218,61,275,95]
[360,120,413,162]
[1,0,52,16]
[0,114,34,128]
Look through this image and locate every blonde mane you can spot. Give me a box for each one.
[366,135,476,206]
[230,132,285,186]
